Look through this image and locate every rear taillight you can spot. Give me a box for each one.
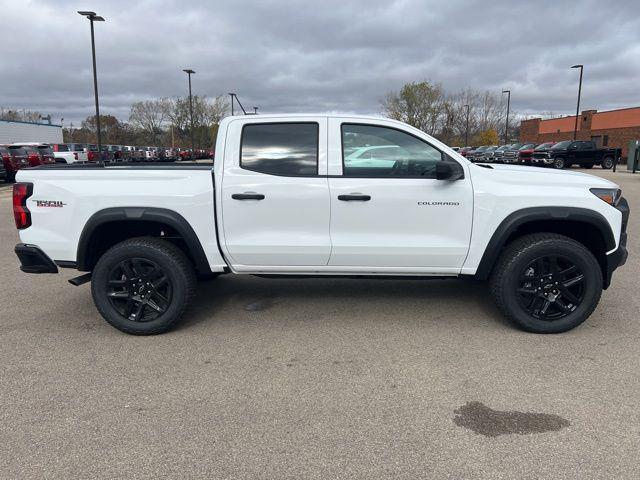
[13,183,33,230]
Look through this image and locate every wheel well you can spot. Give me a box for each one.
[80,220,197,272]
[502,219,607,277]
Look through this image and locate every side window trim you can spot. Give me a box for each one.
[239,121,320,177]
[340,122,446,178]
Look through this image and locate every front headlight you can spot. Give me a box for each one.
[590,188,622,206]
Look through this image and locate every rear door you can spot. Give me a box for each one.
[580,141,598,163]
[326,118,473,272]
[220,118,331,267]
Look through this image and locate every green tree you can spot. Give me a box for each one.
[382,81,446,136]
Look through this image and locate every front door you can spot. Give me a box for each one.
[220,119,331,267]
[327,120,473,273]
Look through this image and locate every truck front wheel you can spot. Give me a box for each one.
[490,233,602,333]
[553,157,566,169]
[91,237,196,335]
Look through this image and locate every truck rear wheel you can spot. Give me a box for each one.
[490,233,602,333]
[601,156,614,169]
[91,237,196,335]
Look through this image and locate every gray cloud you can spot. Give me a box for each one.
[1,0,638,124]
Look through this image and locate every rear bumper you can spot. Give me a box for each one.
[15,243,59,274]
[604,197,629,288]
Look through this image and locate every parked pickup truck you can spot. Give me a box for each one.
[532,140,621,169]
[13,114,629,335]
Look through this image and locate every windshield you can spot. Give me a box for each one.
[37,146,53,155]
[551,141,571,149]
[8,146,27,155]
[519,144,536,150]
[534,143,553,150]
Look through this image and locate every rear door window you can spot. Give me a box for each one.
[241,123,319,176]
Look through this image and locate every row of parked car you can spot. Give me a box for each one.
[1,142,213,182]
[455,141,620,170]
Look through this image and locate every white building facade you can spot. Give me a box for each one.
[0,120,63,144]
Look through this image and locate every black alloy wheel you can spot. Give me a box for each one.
[516,255,584,321]
[92,237,196,335]
[553,157,565,169]
[106,258,173,323]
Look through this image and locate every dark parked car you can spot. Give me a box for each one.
[468,145,489,162]
[501,143,525,164]
[532,140,621,169]
[491,144,512,163]
[481,145,499,162]
[3,146,29,182]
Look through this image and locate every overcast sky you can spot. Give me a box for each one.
[1,0,638,125]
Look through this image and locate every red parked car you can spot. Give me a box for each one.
[2,145,29,182]
[516,143,538,165]
[13,143,56,166]
[178,149,192,161]
[458,146,475,158]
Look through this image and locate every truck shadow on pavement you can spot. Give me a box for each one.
[180,275,508,331]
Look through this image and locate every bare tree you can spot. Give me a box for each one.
[129,99,170,143]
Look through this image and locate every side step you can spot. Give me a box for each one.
[68,272,92,286]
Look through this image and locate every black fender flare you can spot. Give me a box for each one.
[474,206,616,280]
[76,207,212,274]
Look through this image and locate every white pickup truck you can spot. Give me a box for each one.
[13,114,629,335]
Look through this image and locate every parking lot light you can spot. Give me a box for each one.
[571,65,584,140]
[502,90,511,144]
[183,69,196,156]
[78,11,105,163]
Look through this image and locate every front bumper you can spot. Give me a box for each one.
[604,197,629,288]
[15,244,59,274]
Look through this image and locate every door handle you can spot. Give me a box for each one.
[338,194,371,201]
[232,193,265,200]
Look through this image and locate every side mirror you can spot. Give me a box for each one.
[436,159,464,181]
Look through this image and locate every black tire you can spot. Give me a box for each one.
[91,237,196,335]
[553,157,566,169]
[490,233,602,333]
[581,163,594,169]
[601,156,614,169]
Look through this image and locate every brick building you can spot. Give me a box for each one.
[520,106,640,159]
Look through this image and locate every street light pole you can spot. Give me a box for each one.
[183,69,196,156]
[78,11,105,162]
[502,90,511,144]
[464,104,470,147]
[228,92,235,116]
[571,64,584,140]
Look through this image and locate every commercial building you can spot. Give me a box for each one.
[520,106,640,159]
[0,119,63,144]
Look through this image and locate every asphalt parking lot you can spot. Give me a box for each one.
[0,169,638,479]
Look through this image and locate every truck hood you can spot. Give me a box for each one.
[473,163,619,188]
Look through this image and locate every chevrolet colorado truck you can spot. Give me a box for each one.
[532,140,621,169]
[13,114,629,335]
